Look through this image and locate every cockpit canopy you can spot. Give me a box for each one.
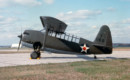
[40,16,67,34]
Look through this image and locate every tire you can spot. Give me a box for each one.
[31,51,38,59]
[94,55,97,59]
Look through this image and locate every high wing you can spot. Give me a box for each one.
[40,16,93,53]
[40,16,67,34]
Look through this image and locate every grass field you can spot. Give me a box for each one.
[113,47,130,51]
[0,59,130,80]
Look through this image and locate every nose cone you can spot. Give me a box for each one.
[18,34,22,38]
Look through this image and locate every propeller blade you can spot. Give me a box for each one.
[17,34,22,51]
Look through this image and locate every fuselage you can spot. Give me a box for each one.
[21,29,94,53]
[20,25,113,55]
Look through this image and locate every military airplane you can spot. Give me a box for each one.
[18,16,113,59]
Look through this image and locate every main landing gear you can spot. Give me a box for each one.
[30,42,42,59]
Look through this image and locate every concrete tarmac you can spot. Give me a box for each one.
[0,51,130,67]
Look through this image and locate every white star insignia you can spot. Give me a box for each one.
[80,44,89,53]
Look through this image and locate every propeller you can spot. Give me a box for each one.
[17,34,22,51]
[17,27,23,51]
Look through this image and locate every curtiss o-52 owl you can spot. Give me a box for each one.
[18,16,113,59]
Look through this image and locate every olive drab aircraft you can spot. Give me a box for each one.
[18,16,113,59]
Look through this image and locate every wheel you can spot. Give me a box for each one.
[31,51,38,59]
[94,55,97,59]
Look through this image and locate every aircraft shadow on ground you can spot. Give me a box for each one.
[42,50,96,60]
[40,56,128,61]
[40,55,94,60]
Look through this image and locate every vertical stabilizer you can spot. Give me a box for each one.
[94,25,112,47]
[93,25,112,54]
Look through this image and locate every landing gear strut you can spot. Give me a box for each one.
[30,42,42,59]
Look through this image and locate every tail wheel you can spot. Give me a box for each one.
[94,54,97,59]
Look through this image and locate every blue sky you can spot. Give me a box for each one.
[0,0,130,45]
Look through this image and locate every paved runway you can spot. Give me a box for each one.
[0,51,130,67]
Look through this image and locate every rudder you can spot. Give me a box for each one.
[94,25,113,53]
